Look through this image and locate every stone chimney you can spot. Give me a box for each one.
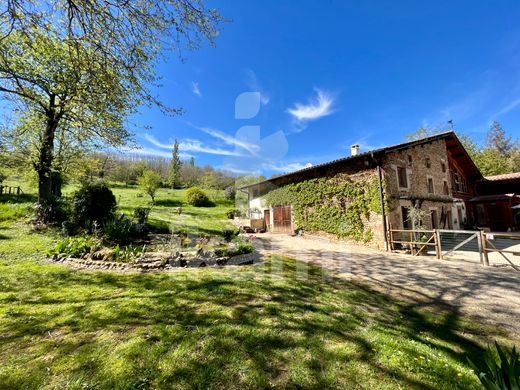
[351,144,360,156]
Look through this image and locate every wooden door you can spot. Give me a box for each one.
[273,205,293,234]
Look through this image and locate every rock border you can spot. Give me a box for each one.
[49,251,260,272]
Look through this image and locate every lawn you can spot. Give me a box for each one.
[0,183,512,389]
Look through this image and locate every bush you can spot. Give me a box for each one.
[72,182,116,228]
[233,236,254,255]
[224,186,236,201]
[133,207,151,224]
[468,342,520,389]
[47,236,100,258]
[34,197,70,224]
[103,214,147,245]
[186,187,212,207]
[222,228,238,242]
[226,209,235,219]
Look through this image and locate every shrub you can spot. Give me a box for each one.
[34,197,70,224]
[133,207,151,224]
[72,182,116,228]
[468,342,520,390]
[233,236,254,255]
[186,187,212,207]
[113,245,142,263]
[224,186,236,201]
[103,215,147,245]
[226,209,235,219]
[222,228,238,242]
[47,236,100,258]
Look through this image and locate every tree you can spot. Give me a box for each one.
[138,169,161,203]
[486,121,514,155]
[0,1,223,216]
[169,139,182,189]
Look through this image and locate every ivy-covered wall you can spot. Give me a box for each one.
[264,170,385,244]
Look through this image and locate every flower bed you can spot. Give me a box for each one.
[48,233,259,271]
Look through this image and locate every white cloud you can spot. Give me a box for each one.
[191,81,202,97]
[143,134,242,156]
[493,98,520,117]
[120,146,193,160]
[245,69,270,105]
[198,126,260,156]
[287,89,335,122]
[266,162,313,173]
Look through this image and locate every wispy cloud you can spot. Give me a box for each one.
[245,69,270,105]
[191,81,202,97]
[267,162,313,173]
[287,88,335,122]
[492,98,520,118]
[184,121,261,156]
[144,134,242,156]
[120,146,193,160]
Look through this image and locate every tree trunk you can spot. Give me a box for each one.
[36,110,59,204]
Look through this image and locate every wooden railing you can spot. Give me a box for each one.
[389,228,520,270]
[0,185,24,195]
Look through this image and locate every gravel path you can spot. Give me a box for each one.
[255,233,520,339]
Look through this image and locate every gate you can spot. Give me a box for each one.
[437,229,484,264]
[482,232,520,270]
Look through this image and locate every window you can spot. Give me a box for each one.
[397,167,408,188]
[402,206,411,229]
[441,162,446,173]
[443,180,449,195]
[430,210,438,229]
[425,157,431,168]
[407,155,413,164]
[427,177,434,193]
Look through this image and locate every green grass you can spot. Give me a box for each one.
[0,232,501,389]
[109,185,235,236]
[0,181,514,388]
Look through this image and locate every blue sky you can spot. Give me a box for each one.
[133,0,520,176]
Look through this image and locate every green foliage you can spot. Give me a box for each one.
[468,342,520,390]
[232,236,254,255]
[226,209,236,219]
[186,187,212,207]
[224,186,236,201]
[103,216,148,245]
[133,207,151,225]
[222,228,238,242]
[47,236,100,258]
[72,182,117,228]
[112,245,142,263]
[265,173,383,242]
[137,169,161,203]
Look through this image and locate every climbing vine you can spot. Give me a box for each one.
[264,172,385,242]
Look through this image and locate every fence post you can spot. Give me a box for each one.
[476,231,484,265]
[434,229,441,259]
[480,231,490,266]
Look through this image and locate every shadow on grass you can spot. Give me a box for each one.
[0,255,494,389]
[153,199,183,207]
[0,193,37,204]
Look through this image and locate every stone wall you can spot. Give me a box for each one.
[383,139,454,229]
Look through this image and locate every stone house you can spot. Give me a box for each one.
[240,132,492,249]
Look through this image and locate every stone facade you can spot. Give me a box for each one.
[382,139,460,230]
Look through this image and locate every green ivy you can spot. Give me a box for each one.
[264,173,384,242]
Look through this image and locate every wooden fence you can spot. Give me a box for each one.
[389,228,520,269]
[0,186,23,195]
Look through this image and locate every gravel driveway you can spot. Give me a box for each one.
[256,233,520,339]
